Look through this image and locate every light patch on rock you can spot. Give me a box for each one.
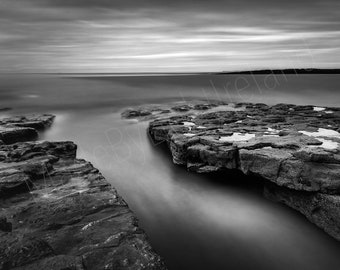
[81,221,98,231]
[183,121,196,131]
[262,146,274,149]
[300,128,340,138]
[41,193,52,199]
[235,120,243,123]
[325,111,334,114]
[183,133,196,137]
[267,127,279,132]
[264,127,280,136]
[182,122,196,126]
[219,133,255,142]
[196,126,207,129]
[104,234,121,244]
[311,138,339,150]
[313,107,326,112]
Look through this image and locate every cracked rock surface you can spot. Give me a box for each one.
[0,114,166,270]
[122,101,340,241]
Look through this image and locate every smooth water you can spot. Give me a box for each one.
[1,74,340,270]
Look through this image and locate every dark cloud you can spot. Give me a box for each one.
[0,0,339,72]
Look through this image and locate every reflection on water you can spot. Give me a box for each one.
[1,74,340,270]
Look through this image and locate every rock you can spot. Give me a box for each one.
[121,105,173,121]
[13,255,84,270]
[1,141,77,162]
[193,103,217,110]
[125,101,340,241]
[0,126,38,144]
[0,156,165,269]
[171,104,193,112]
[0,114,55,130]
[0,163,33,197]
[0,142,75,197]
[0,114,55,145]
[122,109,152,118]
[0,115,166,269]
[239,147,293,182]
[121,100,232,122]
[0,234,54,269]
[146,102,340,193]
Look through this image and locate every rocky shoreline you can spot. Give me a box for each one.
[0,114,166,269]
[122,101,340,241]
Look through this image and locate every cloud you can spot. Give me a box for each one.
[0,0,339,72]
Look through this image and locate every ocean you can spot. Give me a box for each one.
[1,73,340,270]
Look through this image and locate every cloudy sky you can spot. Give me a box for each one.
[0,0,339,73]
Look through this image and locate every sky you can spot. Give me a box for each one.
[0,0,339,73]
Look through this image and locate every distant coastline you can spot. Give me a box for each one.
[217,68,340,75]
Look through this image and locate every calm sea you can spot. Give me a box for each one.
[1,73,340,270]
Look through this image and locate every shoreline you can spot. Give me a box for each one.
[122,100,340,241]
[0,114,166,269]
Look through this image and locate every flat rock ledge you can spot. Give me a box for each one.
[122,101,340,241]
[0,115,166,270]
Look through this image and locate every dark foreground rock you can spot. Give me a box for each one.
[0,114,55,131]
[0,115,166,270]
[0,114,55,144]
[122,101,340,241]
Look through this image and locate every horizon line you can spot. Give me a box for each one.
[1,68,340,75]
